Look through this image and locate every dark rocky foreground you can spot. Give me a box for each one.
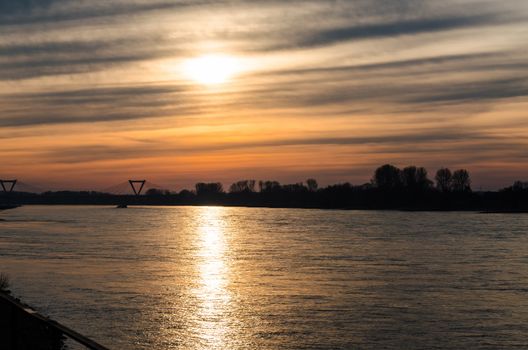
[0,291,110,350]
[0,292,64,350]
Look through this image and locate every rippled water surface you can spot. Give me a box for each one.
[1,206,528,349]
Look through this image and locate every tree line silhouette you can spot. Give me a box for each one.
[2,164,527,211]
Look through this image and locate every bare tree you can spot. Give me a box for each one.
[403,166,432,191]
[229,180,256,193]
[435,168,452,192]
[416,167,433,190]
[513,181,528,191]
[402,166,418,189]
[306,179,318,192]
[195,182,224,195]
[451,169,471,192]
[259,181,281,193]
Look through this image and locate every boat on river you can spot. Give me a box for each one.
[0,205,20,211]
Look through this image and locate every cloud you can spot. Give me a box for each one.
[0,38,142,57]
[1,0,523,81]
[280,15,496,50]
[40,129,487,164]
[0,0,56,15]
[0,1,203,25]
[2,48,528,128]
[409,77,528,104]
[0,35,181,80]
[256,53,501,76]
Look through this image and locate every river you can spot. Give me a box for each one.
[1,206,527,349]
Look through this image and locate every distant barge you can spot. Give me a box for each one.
[0,205,20,211]
[481,210,528,214]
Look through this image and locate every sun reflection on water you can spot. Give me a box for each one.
[194,206,231,349]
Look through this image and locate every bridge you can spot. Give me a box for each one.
[0,179,175,210]
[0,179,173,196]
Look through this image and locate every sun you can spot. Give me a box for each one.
[182,54,239,85]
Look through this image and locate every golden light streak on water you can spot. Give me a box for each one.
[193,207,232,349]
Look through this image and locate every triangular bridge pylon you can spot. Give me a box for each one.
[129,180,146,196]
[0,179,17,193]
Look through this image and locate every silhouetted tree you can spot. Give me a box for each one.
[229,180,256,193]
[373,164,402,190]
[306,179,318,192]
[282,183,308,193]
[195,182,224,196]
[416,167,433,190]
[178,189,195,199]
[451,169,471,192]
[402,166,419,189]
[358,183,373,190]
[259,180,281,193]
[435,168,452,192]
[146,188,169,196]
[402,166,432,191]
[512,181,528,191]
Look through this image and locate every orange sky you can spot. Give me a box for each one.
[1,0,528,190]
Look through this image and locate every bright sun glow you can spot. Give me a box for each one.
[182,54,239,85]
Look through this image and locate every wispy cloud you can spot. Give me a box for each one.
[271,15,496,50]
[37,128,513,164]
[0,0,56,16]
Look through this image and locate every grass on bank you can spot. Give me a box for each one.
[0,273,10,292]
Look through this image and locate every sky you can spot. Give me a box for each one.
[1,0,527,191]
